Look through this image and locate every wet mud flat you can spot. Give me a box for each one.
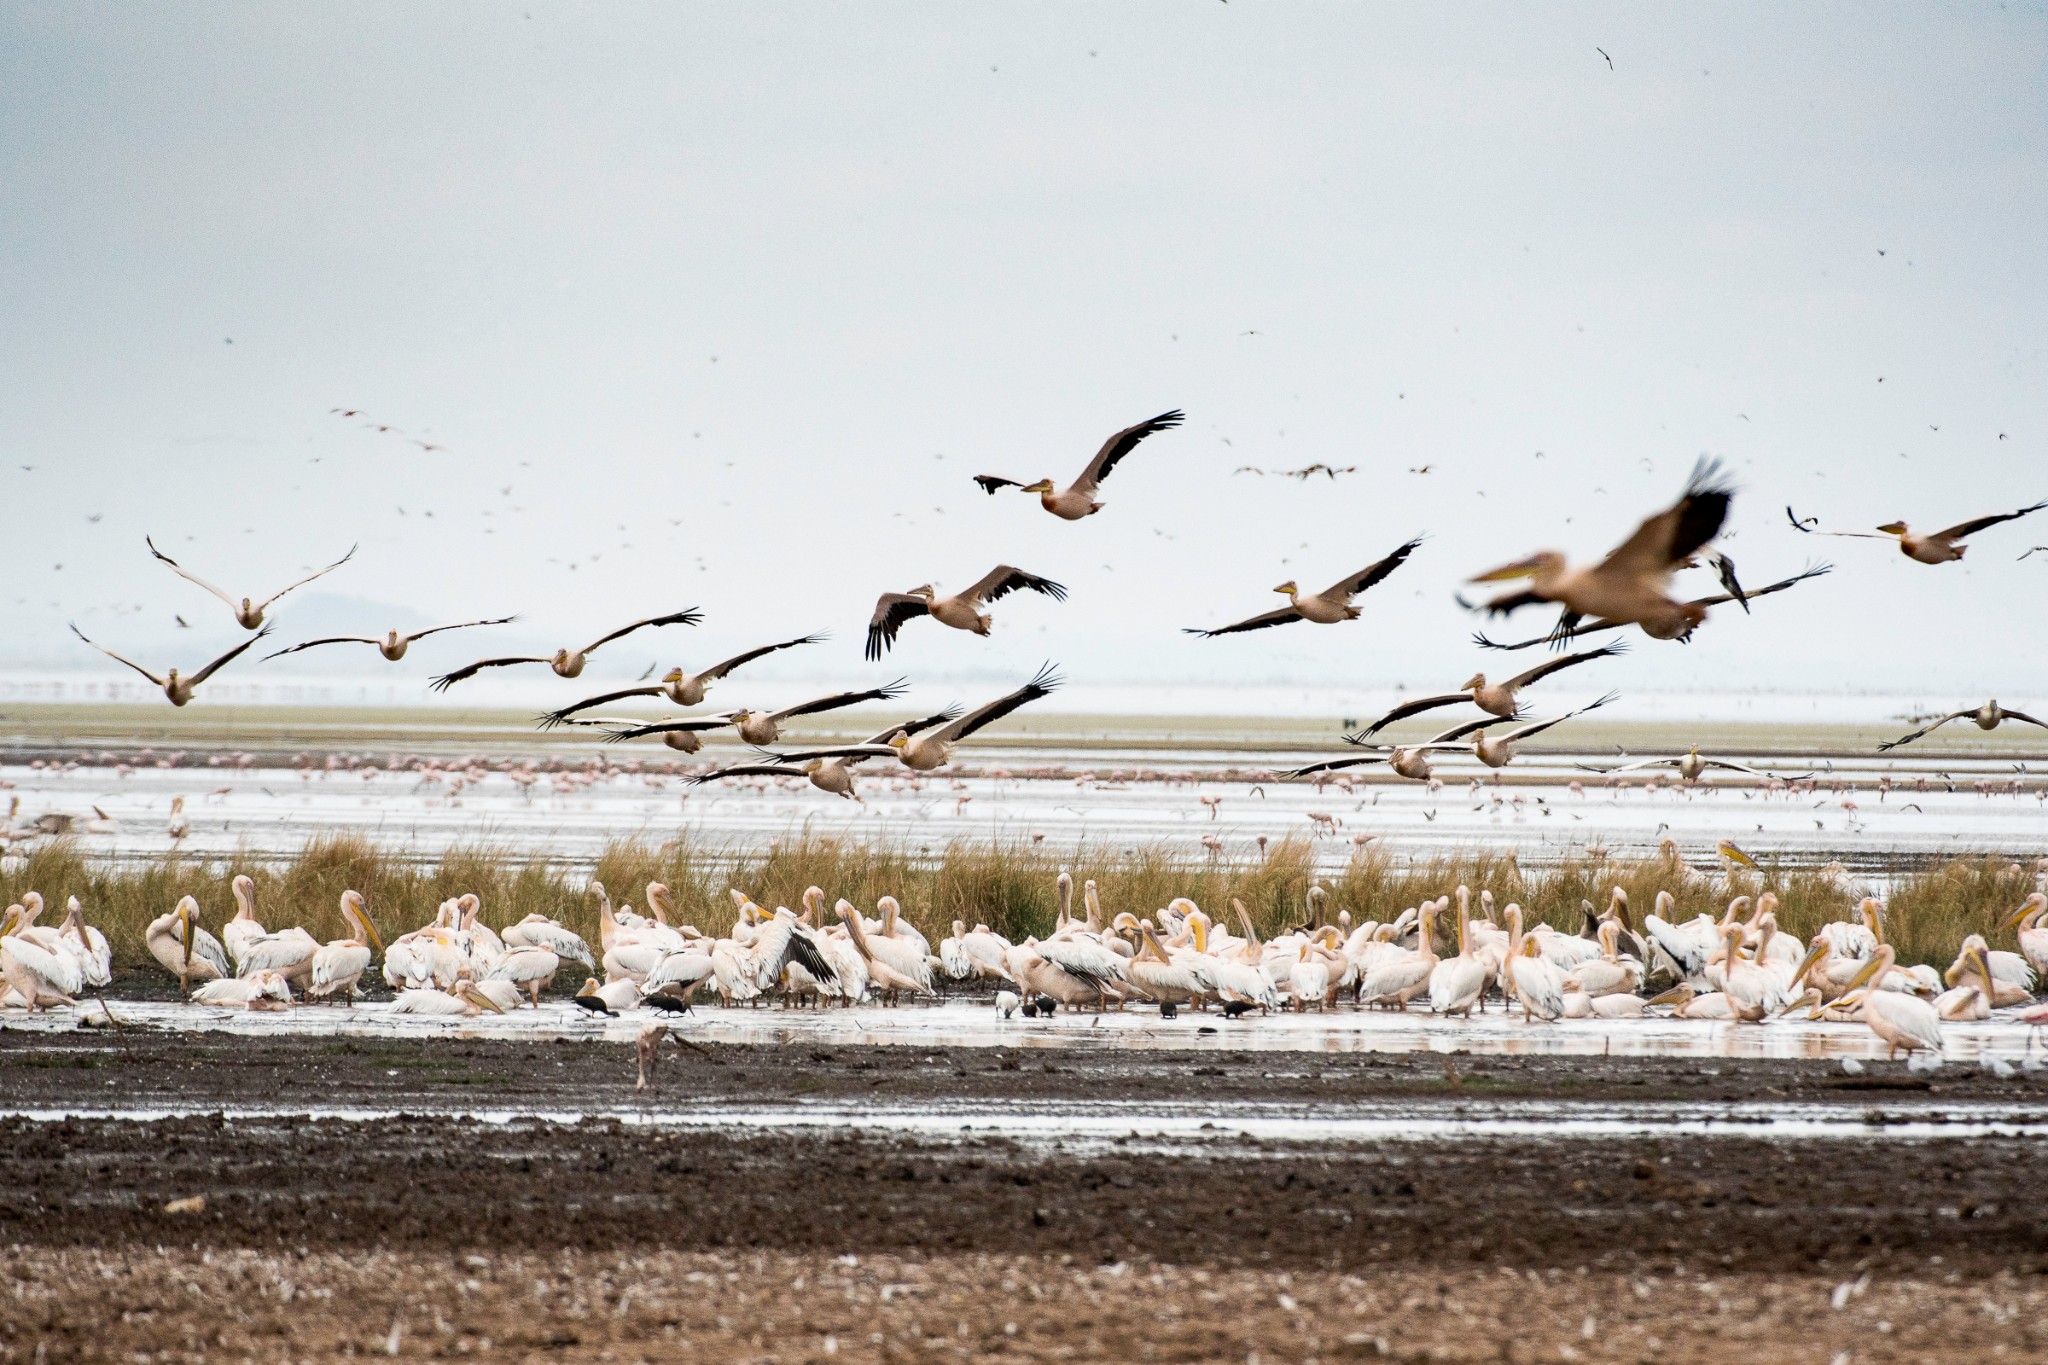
[4,1032,2045,1362]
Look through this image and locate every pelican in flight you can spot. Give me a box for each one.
[535,634,825,726]
[1354,643,1622,736]
[1183,538,1422,637]
[866,568,1066,660]
[146,535,356,629]
[1789,499,2047,563]
[601,680,907,749]
[1877,700,2048,751]
[1472,563,1829,651]
[691,706,962,799]
[68,623,272,706]
[767,665,1060,772]
[264,615,517,662]
[1577,746,1806,784]
[1470,460,1735,642]
[973,409,1183,519]
[1291,695,1614,780]
[430,609,702,690]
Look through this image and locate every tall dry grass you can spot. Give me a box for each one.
[3,834,2036,975]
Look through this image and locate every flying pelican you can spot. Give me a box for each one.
[1824,946,1944,1059]
[429,610,703,690]
[1789,499,2048,563]
[145,535,356,629]
[535,634,826,724]
[1577,746,1806,783]
[866,568,1067,659]
[1292,695,1614,779]
[1877,701,2048,751]
[1470,460,1736,642]
[691,707,961,800]
[1355,643,1623,736]
[1183,539,1422,637]
[264,615,517,662]
[307,890,384,1005]
[2004,893,2048,977]
[973,410,1184,519]
[766,665,1060,772]
[145,896,232,989]
[67,624,273,706]
[603,680,908,749]
[1472,563,1831,651]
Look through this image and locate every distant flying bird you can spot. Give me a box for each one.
[866,567,1066,660]
[1877,701,2048,751]
[2021,546,2048,561]
[767,665,1061,771]
[1576,746,1808,784]
[602,681,909,750]
[174,615,191,629]
[974,410,1183,519]
[1232,463,1357,481]
[1185,538,1421,637]
[69,623,273,706]
[1291,696,1614,781]
[1353,643,1623,737]
[146,535,356,629]
[264,616,518,663]
[1597,47,1613,68]
[691,706,964,800]
[1470,563,1830,651]
[1788,499,2048,563]
[537,634,827,726]
[1469,459,1735,643]
[429,610,702,690]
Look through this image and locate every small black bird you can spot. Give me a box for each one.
[1158,1002,1179,1020]
[1033,995,1059,1016]
[644,994,694,1015]
[1221,1000,1257,1019]
[571,994,616,1018]
[1019,1001,1040,1018]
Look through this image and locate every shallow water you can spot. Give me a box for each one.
[19,996,2046,1061]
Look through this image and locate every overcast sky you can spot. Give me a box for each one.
[3,3,2044,713]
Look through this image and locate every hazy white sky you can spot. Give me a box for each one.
[4,3,2044,712]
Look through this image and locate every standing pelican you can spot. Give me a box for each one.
[221,874,267,970]
[1878,701,2048,751]
[973,410,1184,519]
[145,535,356,629]
[1826,946,1944,1059]
[68,624,273,706]
[2004,893,2048,977]
[866,568,1066,659]
[1790,499,2048,563]
[146,896,232,989]
[1183,539,1422,637]
[1471,459,1735,642]
[308,890,383,1004]
[264,615,517,662]
[0,904,82,1009]
[1356,643,1623,735]
[429,609,703,690]
[1427,887,1488,1018]
[1499,904,1565,1022]
[535,634,825,724]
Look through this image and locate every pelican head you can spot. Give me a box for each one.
[458,981,505,1014]
[341,889,385,951]
[1273,580,1300,597]
[907,584,937,600]
[549,648,572,667]
[1021,479,1056,494]
[663,667,685,684]
[1461,672,1487,691]
[1470,551,1565,584]
[2003,891,2046,929]
[887,733,911,751]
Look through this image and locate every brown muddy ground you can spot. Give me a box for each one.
[2,1030,2044,1361]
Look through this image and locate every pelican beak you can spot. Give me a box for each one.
[362,913,386,953]
[2002,899,2040,930]
[1717,840,1759,869]
[1469,556,1546,583]
[1644,986,1689,1008]
[465,984,505,1014]
[1272,582,1297,595]
[1023,479,1055,493]
[1839,954,1886,995]
[663,668,684,684]
[1966,947,1993,987]
[1461,674,1484,691]
[1875,522,1906,535]
[1792,941,1828,984]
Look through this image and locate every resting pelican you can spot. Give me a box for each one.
[604,680,907,750]
[221,874,267,969]
[536,634,825,724]
[1356,644,1622,736]
[59,898,111,988]
[1934,940,1998,1021]
[1427,888,1488,1018]
[193,969,293,1010]
[835,901,934,999]
[1578,746,1804,784]
[866,568,1066,660]
[265,615,517,662]
[146,896,232,988]
[1645,983,1746,1020]
[145,535,356,629]
[234,903,319,991]
[1563,921,1640,999]
[67,624,273,706]
[1789,499,2048,563]
[1183,539,1421,637]
[1123,924,1210,1007]
[1471,564,1831,651]
[1827,946,1943,1058]
[972,410,1183,519]
[1499,904,1565,1022]
[2004,893,2048,977]
[1471,459,1735,642]
[393,981,507,1016]
[308,890,383,1004]
[503,913,594,968]
[429,610,703,690]
[769,665,1060,772]
[1943,932,2035,1007]
[0,904,81,1009]
[1358,900,1440,1009]
[1877,701,2048,751]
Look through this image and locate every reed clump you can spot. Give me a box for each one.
[4,834,2036,975]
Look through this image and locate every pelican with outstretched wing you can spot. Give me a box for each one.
[1355,643,1622,736]
[1789,499,2047,563]
[866,567,1066,660]
[974,411,1183,519]
[146,535,355,629]
[265,615,517,662]
[604,681,908,749]
[1877,700,2048,751]
[1184,538,1422,637]
[69,623,273,706]
[1577,745,1809,783]
[429,610,701,690]
[536,633,824,726]
[1470,563,1829,652]
[692,707,963,799]
[764,666,1060,772]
